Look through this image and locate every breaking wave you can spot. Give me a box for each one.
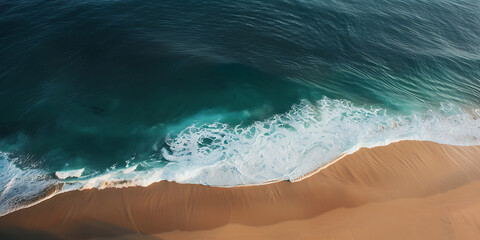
[1,97,480,216]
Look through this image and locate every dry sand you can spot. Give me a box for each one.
[1,141,480,239]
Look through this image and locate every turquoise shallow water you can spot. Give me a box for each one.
[1,0,480,215]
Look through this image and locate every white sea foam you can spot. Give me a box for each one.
[2,97,480,216]
[55,168,85,179]
[0,153,59,216]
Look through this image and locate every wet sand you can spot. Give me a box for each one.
[1,141,480,239]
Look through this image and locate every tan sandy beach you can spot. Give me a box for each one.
[1,141,480,239]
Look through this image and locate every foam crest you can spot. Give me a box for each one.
[55,168,85,179]
[0,153,59,216]
[157,98,480,185]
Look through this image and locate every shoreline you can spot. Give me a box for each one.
[0,141,388,217]
[2,140,480,239]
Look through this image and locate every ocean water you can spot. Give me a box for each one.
[1,0,480,215]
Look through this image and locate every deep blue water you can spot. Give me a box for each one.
[1,0,480,215]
